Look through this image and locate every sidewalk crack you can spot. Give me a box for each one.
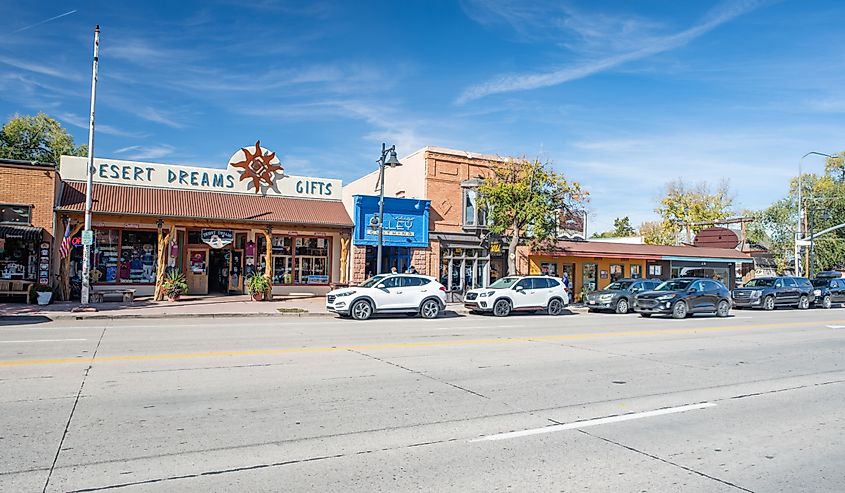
[347,348,489,399]
[42,327,107,493]
[578,429,755,492]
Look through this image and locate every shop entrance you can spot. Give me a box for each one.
[208,249,231,294]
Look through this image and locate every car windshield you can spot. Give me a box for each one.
[654,279,692,291]
[359,275,388,288]
[812,279,830,288]
[744,278,776,287]
[605,281,634,291]
[489,277,520,289]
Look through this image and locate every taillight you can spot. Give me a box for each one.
[439,285,446,292]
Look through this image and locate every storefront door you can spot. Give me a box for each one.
[229,249,243,293]
[187,248,209,295]
[208,249,230,294]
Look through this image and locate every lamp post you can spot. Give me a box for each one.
[796,152,834,275]
[375,143,402,274]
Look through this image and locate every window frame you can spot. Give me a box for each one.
[0,203,32,225]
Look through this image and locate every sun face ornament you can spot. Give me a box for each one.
[228,140,285,194]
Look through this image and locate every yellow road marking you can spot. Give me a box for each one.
[1,319,843,367]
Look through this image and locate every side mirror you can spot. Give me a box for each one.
[687,288,697,293]
[376,284,386,289]
[514,285,524,292]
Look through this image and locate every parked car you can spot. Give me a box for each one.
[731,276,815,310]
[634,278,731,319]
[326,274,446,320]
[585,278,662,314]
[811,275,845,309]
[463,276,570,317]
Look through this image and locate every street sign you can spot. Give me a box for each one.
[81,230,94,246]
[796,239,810,246]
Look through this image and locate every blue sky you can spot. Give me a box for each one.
[2,0,845,233]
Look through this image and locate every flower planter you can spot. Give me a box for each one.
[36,291,53,306]
[251,292,265,302]
[167,294,181,302]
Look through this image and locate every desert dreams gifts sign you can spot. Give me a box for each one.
[60,141,341,200]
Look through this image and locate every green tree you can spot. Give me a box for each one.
[656,179,734,233]
[592,216,636,238]
[478,158,588,274]
[0,113,86,164]
[639,220,676,246]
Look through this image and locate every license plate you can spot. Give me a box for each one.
[814,290,822,296]
[588,300,596,305]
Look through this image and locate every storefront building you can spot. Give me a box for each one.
[350,195,430,278]
[56,142,352,297]
[343,147,529,291]
[0,159,59,296]
[530,240,753,301]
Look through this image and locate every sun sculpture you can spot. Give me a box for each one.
[230,140,284,193]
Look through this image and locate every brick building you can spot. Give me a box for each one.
[0,159,60,287]
[343,147,530,291]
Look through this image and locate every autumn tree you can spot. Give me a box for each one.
[478,158,587,274]
[0,113,86,164]
[641,179,735,245]
[592,216,636,238]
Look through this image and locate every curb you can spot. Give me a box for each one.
[5,309,473,322]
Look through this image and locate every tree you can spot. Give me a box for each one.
[592,216,636,238]
[0,113,86,164]
[478,158,588,274]
[639,220,676,246]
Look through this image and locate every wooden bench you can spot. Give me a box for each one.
[90,289,136,304]
[0,280,34,303]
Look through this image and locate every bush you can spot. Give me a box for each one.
[162,271,188,299]
[246,274,271,295]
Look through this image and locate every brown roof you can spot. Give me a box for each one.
[544,240,752,261]
[58,181,353,228]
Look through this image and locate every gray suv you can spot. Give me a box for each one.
[732,276,815,310]
[585,279,661,314]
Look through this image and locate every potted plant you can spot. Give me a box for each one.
[34,283,53,305]
[247,274,270,301]
[162,271,188,301]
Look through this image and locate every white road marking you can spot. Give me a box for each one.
[827,325,845,329]
[0,338,87,344]
[470,402,716,442]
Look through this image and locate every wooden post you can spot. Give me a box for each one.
[153,222,175,301]
[339,236,350,284]
[262,228,273,298]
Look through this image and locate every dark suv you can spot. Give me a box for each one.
[634,278,731,319]
[811,273,845,309]
[585,279,661,314]
[731,276,815,310]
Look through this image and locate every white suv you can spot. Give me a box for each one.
[464,276,570,317]
[326,274,447,320]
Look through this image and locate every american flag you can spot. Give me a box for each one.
[59,223,72,258]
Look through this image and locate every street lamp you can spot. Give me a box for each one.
[375,143,402,274]
[796,151,834,275]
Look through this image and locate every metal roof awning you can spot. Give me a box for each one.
[0,225,43,241]
[662,255,754,264]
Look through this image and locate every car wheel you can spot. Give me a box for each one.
[350,300,373,320]
[615,298,630,314]
[420,299,441,319]
[821,295,832,309]
[547,298,564,316]
[798,295,809,310]
[672,301,688,319]
[493,299,512,317]
[716,300,730,318]
[587,308,597,313]
[640,313,652,318]
[763,295,775,311]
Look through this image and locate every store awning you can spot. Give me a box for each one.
[0,225,43,241]
[57,181,353,228]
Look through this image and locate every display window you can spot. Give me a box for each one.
[610,264,624,282]
[70,228,158,285]
[265,235,331,285]
[0,238,38,280]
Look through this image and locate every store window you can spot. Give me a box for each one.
[582,263,598,293]
[271,235,293,284]
[0,238,38,280]
[440,247,490,291]
[463,189,487,228]
[118,231,158,283]
[92,229,119,283]
[0,204,31,224]
[648,264,662,277]
[630,264,642,279]
[610,264,624,282]
[540,262,558,276]
[294,237,330,284]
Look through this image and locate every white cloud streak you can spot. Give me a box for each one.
[458,1,767,103]
[12,9,77,33]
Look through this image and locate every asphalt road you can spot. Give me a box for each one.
[1,307,844,492]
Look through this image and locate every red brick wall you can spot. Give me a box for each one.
[0,163,57,239]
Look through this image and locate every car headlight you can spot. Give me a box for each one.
[599,294,614,301]
[335,291,356,297]
[656,294,675,301]
[479,291,495,298]
[750,290,762,299]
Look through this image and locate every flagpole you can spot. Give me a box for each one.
[80,25,99,306]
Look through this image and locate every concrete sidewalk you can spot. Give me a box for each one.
[0,295,484,321]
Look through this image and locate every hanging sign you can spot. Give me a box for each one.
[201,229,234,249]
[81,230,94,246]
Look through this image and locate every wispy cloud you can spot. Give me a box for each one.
[458,0,767,103]
[12,9,77,33]
[113,144,175,161]
[57,112,144,138]
[0,54,73,79]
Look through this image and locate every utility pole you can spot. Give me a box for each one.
[80,25,99,306]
